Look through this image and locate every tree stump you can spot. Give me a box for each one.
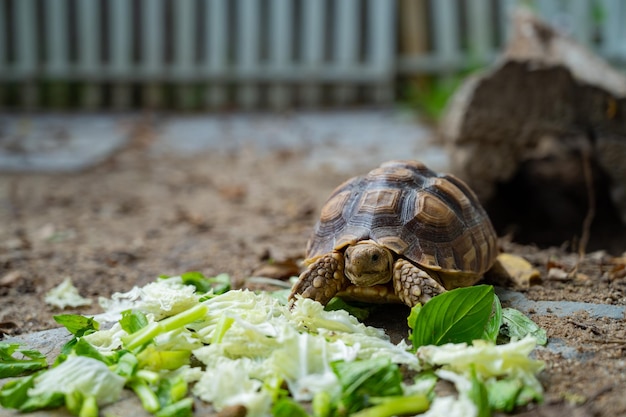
[440,9,626,252]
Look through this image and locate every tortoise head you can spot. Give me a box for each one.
[344,240,394,287]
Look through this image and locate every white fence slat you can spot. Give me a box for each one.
[142,0,163,76]
[15,0,37,76]
[269,0,292,109]
[334,0,360,104]
[206,0,227,75]
[15,0,37,107]
[205,0,228,108]
[497,0,517,46]
[110,0,132,108]
[301,0,324,106]
[174,0,196,108]
[76,0,100,108]
[237,0,260,108]
[432,0,460,72]
[174,0,195,77]
[366,0,394,103]
[367,0,394,72]
[46,0,69,76]
[110,0,132,75]
[141,0,164,107]
[77,0,99,74]
[468,0,492,63]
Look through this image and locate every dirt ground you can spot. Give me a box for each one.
[1,132,625,417]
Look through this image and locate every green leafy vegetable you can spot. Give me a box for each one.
[331,357,403,415]
[54,315,99,336]
[180,271,231,296]
[350,395,429,417]
[154,397,193,417]
[325,297,372,321]
[409,285,495,348]
[25,356,126,410]
[120,309,149,334]
[0,343,48,378]
[0,276,547,417]
[54,314,100,357]
[482,294,502,342]
[122,303,208,351]
[272,397,310,417]
[467,367,490,417]
[499,308,548,345]
[0,373,40,409]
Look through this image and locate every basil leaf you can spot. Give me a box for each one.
[410,285,495,348]
[482,294,503,342]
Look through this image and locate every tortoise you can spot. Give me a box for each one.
[288,160,498,307]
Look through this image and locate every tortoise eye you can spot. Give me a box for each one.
[371,254,379,262]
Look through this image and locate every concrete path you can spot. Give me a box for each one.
[0,111,447,174]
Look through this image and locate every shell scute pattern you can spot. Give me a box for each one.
[306,160,497,280]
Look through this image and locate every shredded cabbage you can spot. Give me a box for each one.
[44,278,93,309]
[97,277,199,322]
[29,356,125,406]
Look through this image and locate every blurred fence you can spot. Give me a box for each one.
[0,0,625,111]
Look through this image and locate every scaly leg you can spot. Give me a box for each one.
[393,259,446,307]
[289,252,347,306]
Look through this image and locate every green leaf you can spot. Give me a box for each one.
[468,367,491,417]
[486,378,522,412]
[155,397,194,417]
[54,315,100,357]
[53,315,99,336]
[20,391,65,412]
[272,397,310,417]
[325,297,371,321]
[349,395,429,417]
[122,303,208,351]
[0,343,48,378]
[331,358,403,415]
[499,308,547,345]
[0,373,38,409]
[410,285,495,348]
[181,272,231,295]
[482,295,502,343]
[114,352,138,378]
[312,391,333,417]
[120,310,149,334]
[157,376,188,407]
[72,338,115,366]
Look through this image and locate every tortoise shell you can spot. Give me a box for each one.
[306,160,498,288]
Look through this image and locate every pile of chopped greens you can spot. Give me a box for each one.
[0,274,546,417]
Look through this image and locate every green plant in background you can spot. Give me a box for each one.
[399,75,465,123]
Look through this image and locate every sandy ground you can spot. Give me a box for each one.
[1,114,625,416]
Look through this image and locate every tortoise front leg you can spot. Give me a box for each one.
[289,252,348,305]
[392,259,446,307]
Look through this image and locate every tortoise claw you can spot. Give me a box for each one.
[393,259,446,307]
[289,252,347,306]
